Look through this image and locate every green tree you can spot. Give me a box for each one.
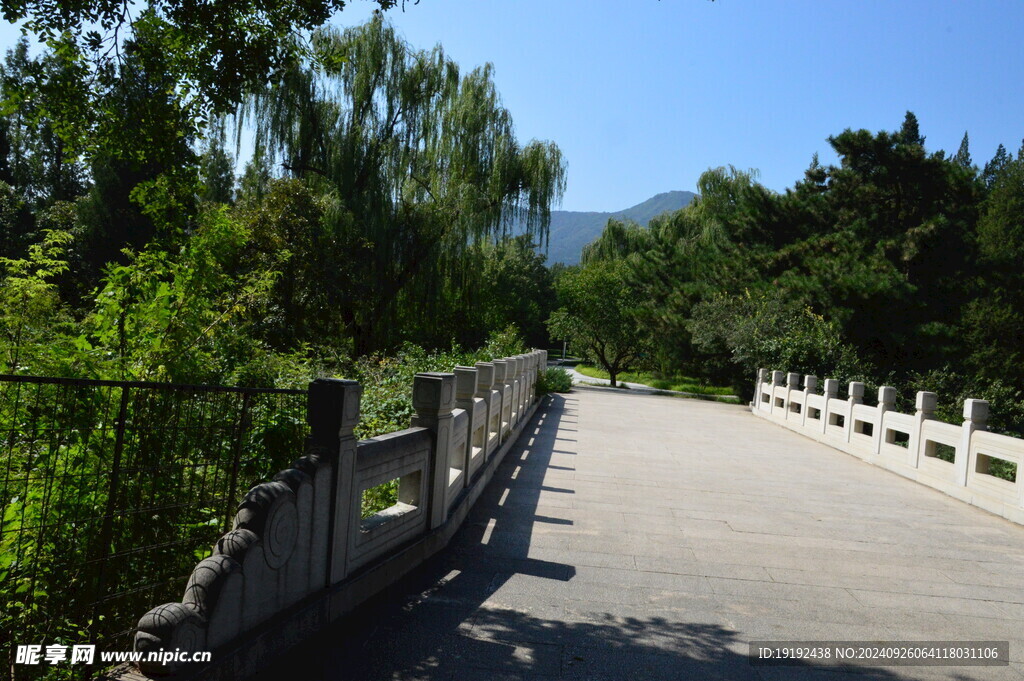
[588,116,981,390]
[898,110,925,147]
[64,22,208,293]
[964,156,1024,386]
[248,17,566,353]
[82,206,279,382]
[475,235,556,349]
[0,227,77,374]
[236,177,335,351]
[762,118,980,375]
[982,143,1011,189]
[0,39,88,209]
[953,131,973,168]
[579,168,777,378]
[547,260,648,387]
[199,135,236,205]
[689,291,866,393]
[2,0,400,153]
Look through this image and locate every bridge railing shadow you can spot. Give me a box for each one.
[252,392,916,681]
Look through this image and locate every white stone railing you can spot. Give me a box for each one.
[120,350,547,680]
[752,368,1024,525]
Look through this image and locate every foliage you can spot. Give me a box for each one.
[345,326,528,516]
[570,113,992,402]
[0,227,80,374]
[0,17,564,679]
[547,260,649,388]
[351,326,526,440]
[0,40,87,212]
[466,235,557,350]
[574,364,734,396]
[0,20,564,381]
[247,17,566,353]
[537,367,572,394]
[689,291,867,389]
[81,205,280,382]
[964,154,1024,387]
[907,368,1024,438]
[199,135,236,205]
[2,0,400,156]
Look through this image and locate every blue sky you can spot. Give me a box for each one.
[332,0,1024,211]
[3,1,1023,211]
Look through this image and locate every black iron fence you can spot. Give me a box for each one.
[0,375,308,679]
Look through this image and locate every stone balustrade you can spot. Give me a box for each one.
[122,350,547,680]
[752,367,1024,525]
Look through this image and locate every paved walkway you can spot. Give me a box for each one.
[256,387,1024,681]
[561,366,658,391]
[561,365,737,401]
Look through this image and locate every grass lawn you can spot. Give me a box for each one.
[575,365,735,396]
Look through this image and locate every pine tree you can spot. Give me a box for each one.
[982,144,1011,189]
[899,111,926,147]
[953,131,972,168]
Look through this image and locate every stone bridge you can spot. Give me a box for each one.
[115,361,1024,681]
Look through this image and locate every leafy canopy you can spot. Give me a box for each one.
[247,17,566,352]
[2,0,404,115]
[547,260,648,388]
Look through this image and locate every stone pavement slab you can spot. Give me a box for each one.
[252,387,1024,681]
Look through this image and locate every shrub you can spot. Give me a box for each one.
[538,367,572,393]
[689,291,868,389]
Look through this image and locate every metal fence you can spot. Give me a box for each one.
[0,375,308,678]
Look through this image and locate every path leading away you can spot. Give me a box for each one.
[561,365,737,400]
[257,387,1024,681]
[562,365,656,391]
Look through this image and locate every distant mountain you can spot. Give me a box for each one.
[537,190,697,265]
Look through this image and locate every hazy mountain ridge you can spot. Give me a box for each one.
[539,190,698,265]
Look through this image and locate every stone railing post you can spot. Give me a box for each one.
[537,349,545,392]
[846,381,864,443]
[504,358,515,427]
[307,378,361,585]
[529,352,537,399]
[956,398,989,486]
[540,350,548,398]
[535,350,543,399]
[786,372,800,416]
[453,366,479,486]
[512,356,523,424]
[770,370,785,415]
[908,391,936,468]
[524,353,533,403]
[528,352,538,403]
[412,372,456,530]
[526,353,534,402]
[821,379,839,435]
[754,368,768,409]
[801,375,817,427]
[522,353,532,406]
[875,386,896,456]
[474,361,498,459]
[493,359,513,441]
[507,358,515,424]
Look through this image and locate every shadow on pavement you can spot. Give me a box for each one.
[251,394,912,681]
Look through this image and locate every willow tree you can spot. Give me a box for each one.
[245,17,566,353]
[577,169,759,374]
